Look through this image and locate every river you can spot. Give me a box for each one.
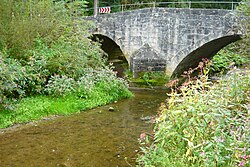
[0,90,166,167]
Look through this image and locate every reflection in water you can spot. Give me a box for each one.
[0,90,166,167]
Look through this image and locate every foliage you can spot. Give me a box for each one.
[137,66,250,167]
[0,0,132,127]
[0,37,104,97]
[236,0,250,58]
[0,0,92,59]
[45,75,76,97]
[45,68,130,97]
[0,52,27,110]
[85,0,242,15]
[208,48,248,74]
[0,68,132,128]
[0,0,105,99]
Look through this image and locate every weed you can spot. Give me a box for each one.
[137,65,250,166]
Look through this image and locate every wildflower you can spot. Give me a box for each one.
[238,161,245,166]
[200,151,206,156]
[240,155,247,160]
[140,132,146,141]
[217,137,224,143]
[167,79,179,88]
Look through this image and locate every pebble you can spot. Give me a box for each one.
[109,107,115,112]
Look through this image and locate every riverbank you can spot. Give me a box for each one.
[0,80,132,129]
[0,90,166,166]
[137,66,250,166]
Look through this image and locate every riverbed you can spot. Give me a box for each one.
[0,90,166,167]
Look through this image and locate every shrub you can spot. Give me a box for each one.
[44,68,131,98]
[236,0,250,58]
[137,67,250,166]
[0,67,132,128]
[0,0,105,99]
[208,48,248,74]
[0,52,27,98]
[45,75,76,97]
[75,68,131,99]
[0,0,92,59]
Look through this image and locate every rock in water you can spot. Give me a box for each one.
[140,116,154,121]
[109,107,115,112]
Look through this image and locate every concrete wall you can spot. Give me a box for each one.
[89,8,243,76]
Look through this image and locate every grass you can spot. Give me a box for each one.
[0,82,133,129]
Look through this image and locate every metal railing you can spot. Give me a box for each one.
[85,1,249,16]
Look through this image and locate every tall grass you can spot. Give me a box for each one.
[137,66,250,167]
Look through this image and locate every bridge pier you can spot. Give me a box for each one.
[130,44,166,78]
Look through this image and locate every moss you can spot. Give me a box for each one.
[126,71,170,87]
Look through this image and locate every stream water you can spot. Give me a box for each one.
[0,90,166,167]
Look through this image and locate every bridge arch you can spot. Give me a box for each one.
[172,34,241,77]
[90,34,129,77]
[88,8,244,77]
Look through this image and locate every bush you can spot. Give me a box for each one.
[0,0,105,99]
[45,75,76,97]
[0,52,27,99]
[237,0,250,58]
[74,68,131,99]
[0,68,132,128]
[208,49,248,74]
[0,0,91,59]
[137,67,250,167]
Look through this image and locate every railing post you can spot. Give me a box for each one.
[94,0,98,17]
[122,4,124,13]
[231,2,234,10]
[189,1,191,9]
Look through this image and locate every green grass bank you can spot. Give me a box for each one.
[0,79,132,129]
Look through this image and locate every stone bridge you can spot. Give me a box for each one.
[88,8,243,77]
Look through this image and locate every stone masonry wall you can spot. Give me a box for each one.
[89,8,242,76]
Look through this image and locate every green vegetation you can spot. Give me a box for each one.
[208,47,248,74]
[126,71,170,87]
[0,68,132,128]
[137,64,250,167]
[0,0,132,128]
[236,0,250,59]
[86,0,243,15]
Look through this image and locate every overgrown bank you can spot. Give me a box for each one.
[137,64,250,166]
[0,68,132,128]
[0,1,132,128]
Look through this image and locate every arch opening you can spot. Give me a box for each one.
[172,35,241,77]
[90,34,128,77]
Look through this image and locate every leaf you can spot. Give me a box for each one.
[171,110,182,115]
[186,148,191,157]
[204,143,213,150]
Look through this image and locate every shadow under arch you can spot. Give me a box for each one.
[90,34,128,77]
[172,35,241,77]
